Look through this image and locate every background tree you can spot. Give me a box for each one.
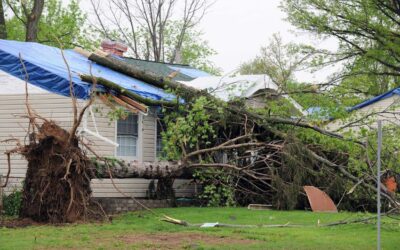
[89,0,219,73]
[281,0,400,98]
[0,0,6,39]
[239,33,318,89]
[238,33,335,118]
[5,0,88,48]
[5,0,44,41]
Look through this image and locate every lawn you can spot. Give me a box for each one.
[0,207,399,249]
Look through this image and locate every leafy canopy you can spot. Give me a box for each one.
[281,0,400,97]
[5,0,90,48]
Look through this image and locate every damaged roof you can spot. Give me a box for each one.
[122,57,210,81]
[0,39,176,102]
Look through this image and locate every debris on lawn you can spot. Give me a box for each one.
[200,222,219,228]
[303,186,338,213]
[247,204,272,210]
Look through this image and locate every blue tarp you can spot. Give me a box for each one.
[350,87,400,111]
[0,39,176,101]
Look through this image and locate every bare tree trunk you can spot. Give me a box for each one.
[91,0,208,62]
[0,0,7,39]
[25,0,45,42]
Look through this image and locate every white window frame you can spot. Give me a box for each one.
[115,113,143,162]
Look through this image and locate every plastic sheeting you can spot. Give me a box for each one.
[0,39,175,102]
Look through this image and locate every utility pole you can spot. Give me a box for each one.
[377,120,382,250]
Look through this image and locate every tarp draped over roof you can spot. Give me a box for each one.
[0,39,175,101]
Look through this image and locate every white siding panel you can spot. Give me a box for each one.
[91,178,197,198]
[0,89,194,198]
[0,93,118,192]
[142,110,157,162]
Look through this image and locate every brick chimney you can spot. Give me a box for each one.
[100,40,128,57]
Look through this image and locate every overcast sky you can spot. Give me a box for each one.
[198,0,295,73]
[78,0,336,81]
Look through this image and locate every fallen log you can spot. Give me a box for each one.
[161,215,297,228]
[94,159,192,179]
[84,49,397,210]
[80,75,175,107]
[88,53,203,97]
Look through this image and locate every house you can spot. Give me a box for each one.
[180,74,307,115]
[0,39,205,203]
[0,40,306,212]
[326,87,400,132]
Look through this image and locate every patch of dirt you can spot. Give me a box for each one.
[0,218,42,228]
[119,232,260,249]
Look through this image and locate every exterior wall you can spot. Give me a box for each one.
[0,93,78,194]
[245,96,266,109]
[326,95,400,132]
[94,198,194,214]
[142,109,157,162]
[95,198,173,214]
[91,179,198,198]
[0,92,167,197]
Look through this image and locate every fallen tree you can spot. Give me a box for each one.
[16,120,101,222]
[93,158,191,179]
[3,47,397,225]
[85,52,399,210]
[1,55,108,223]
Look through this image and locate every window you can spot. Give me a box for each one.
[116,114,138,157]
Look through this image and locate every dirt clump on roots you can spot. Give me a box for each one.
[16,121,103,223]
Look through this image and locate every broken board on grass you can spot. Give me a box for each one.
[304,186,338,213]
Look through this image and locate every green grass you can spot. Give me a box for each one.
[1,207,399,249]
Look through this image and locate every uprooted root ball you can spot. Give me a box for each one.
[18,121,103,223]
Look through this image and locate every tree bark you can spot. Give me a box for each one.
[94,160,192,179]
[0,0,6,39]
[80,75,175,107]
[88,53,203,97]
[25,0,45,42]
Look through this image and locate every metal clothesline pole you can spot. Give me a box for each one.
[377,120,382,250]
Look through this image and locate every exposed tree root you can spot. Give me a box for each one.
[12,120,105,223]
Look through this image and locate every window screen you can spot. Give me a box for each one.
[117,114,138,157]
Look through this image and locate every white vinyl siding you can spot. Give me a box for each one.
[0,93,116,193]
[142,110,157,162]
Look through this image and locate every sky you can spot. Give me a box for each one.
[77,0,337,81]
[197,0,295,73]
[196,0,338,81]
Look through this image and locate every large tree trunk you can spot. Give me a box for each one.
[87,53,202,97]
[80,75,175,107]
[25,0,44,42]
[94,159,192,179]
[0,0,6,39]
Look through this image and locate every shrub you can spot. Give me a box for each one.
[2,190,22,216]
[194,169,236,207]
